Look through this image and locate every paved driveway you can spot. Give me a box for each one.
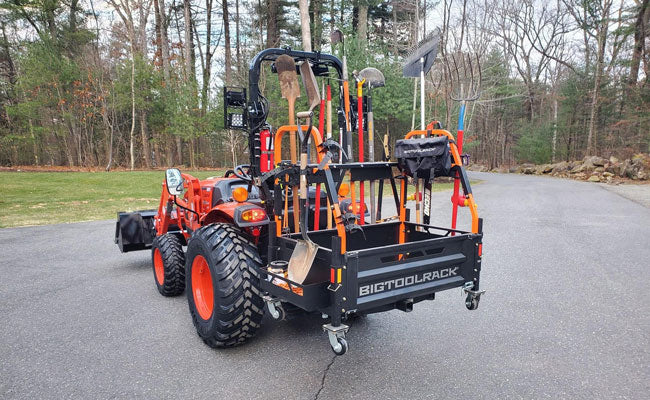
[1,172,648,399]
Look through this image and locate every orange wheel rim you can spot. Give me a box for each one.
[191,255,214,320]
[153,248,164,285]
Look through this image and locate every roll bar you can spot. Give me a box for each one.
[247,48,344,131]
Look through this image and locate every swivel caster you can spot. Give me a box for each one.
[331,338,348,355]
[264,296,286,320]
[465,295,479,310]
[323,323,349,356]
[462,282,485,311]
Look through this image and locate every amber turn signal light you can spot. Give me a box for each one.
[233,187,248,202]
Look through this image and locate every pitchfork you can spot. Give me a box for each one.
[445,53,481,233]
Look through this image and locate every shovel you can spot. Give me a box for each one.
[276,55,301,233]
[288,61,322,285]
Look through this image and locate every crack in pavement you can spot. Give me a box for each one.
[313,354,337,400]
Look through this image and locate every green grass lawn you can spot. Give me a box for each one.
[0,170,479,228]
[0,170,225,228]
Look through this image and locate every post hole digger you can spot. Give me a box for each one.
[114,47,485,356]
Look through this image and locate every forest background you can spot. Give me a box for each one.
[0,0,648,170]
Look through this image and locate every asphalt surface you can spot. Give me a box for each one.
[1,172,649,399]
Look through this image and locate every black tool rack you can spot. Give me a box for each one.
[263,220,482,313]
[260,161,484,355]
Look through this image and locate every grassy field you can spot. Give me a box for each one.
[0,170,224,228]
[0,170,476,228]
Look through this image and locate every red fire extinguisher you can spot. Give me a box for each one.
[259,128,273,173]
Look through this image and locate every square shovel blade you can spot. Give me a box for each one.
[287,239,319,284]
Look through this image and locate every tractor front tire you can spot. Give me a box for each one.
[185,223,265,348]
[151,234,186,296]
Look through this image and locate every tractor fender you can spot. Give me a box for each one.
[200,202,269,229]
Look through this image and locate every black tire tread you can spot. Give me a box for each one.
[187,223,265,348]
[152,234,185,296]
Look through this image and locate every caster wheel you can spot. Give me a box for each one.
[465,296,479,310]
[269,303,286,320]
[276,305,286,320]
[331,338,348,356]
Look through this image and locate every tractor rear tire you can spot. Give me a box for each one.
[185,223,265,348]
[151,234,186,296]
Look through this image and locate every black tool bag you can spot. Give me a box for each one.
[394,136,452,180]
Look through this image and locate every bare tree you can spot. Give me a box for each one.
[223,0,232,85]
[108,0,153,170]
[154,0,171,83]
[358,1,368,45]
[491,1,562,121]
[194,0,222,114]
[299,0,312,51]
[266,0,280,48]
[183,0,195,83]
[310,0,324,50]
[628,0,649,89]
[563,0,614,155]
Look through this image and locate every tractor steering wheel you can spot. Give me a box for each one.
[233,164,252,182]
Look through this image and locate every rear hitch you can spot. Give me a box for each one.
[396,298,414,312]
[462,282,485,311]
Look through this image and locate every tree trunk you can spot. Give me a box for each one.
[190,138,196,168]
[330,0,335,33]
[28,119,38,165]
[102,101,114,171]
[586,10,610,156]
[299,0,312,51]
[0,22,16,90]
[459,0,467,51]
[628,0,649,89]
[138,3,148,53]
[422,0,426,36]
[582,6,591,72]
[201,0,213,114]
[358,3,368,45]
[45,5,57,40]
[413,0,419,43]
[552,96,558,162]
[140,111,151,168]
[130,49,136,170]
[235,0,241,71]
[183,0,194,83]
[176,136,183,165]
[392,2,398,55]
[266,0,279,48]
[164,137,173,166]
[223,0,232,85]
[154,0,171,82]
[310,0,323,50]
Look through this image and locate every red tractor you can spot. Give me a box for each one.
[115,165,274,346]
